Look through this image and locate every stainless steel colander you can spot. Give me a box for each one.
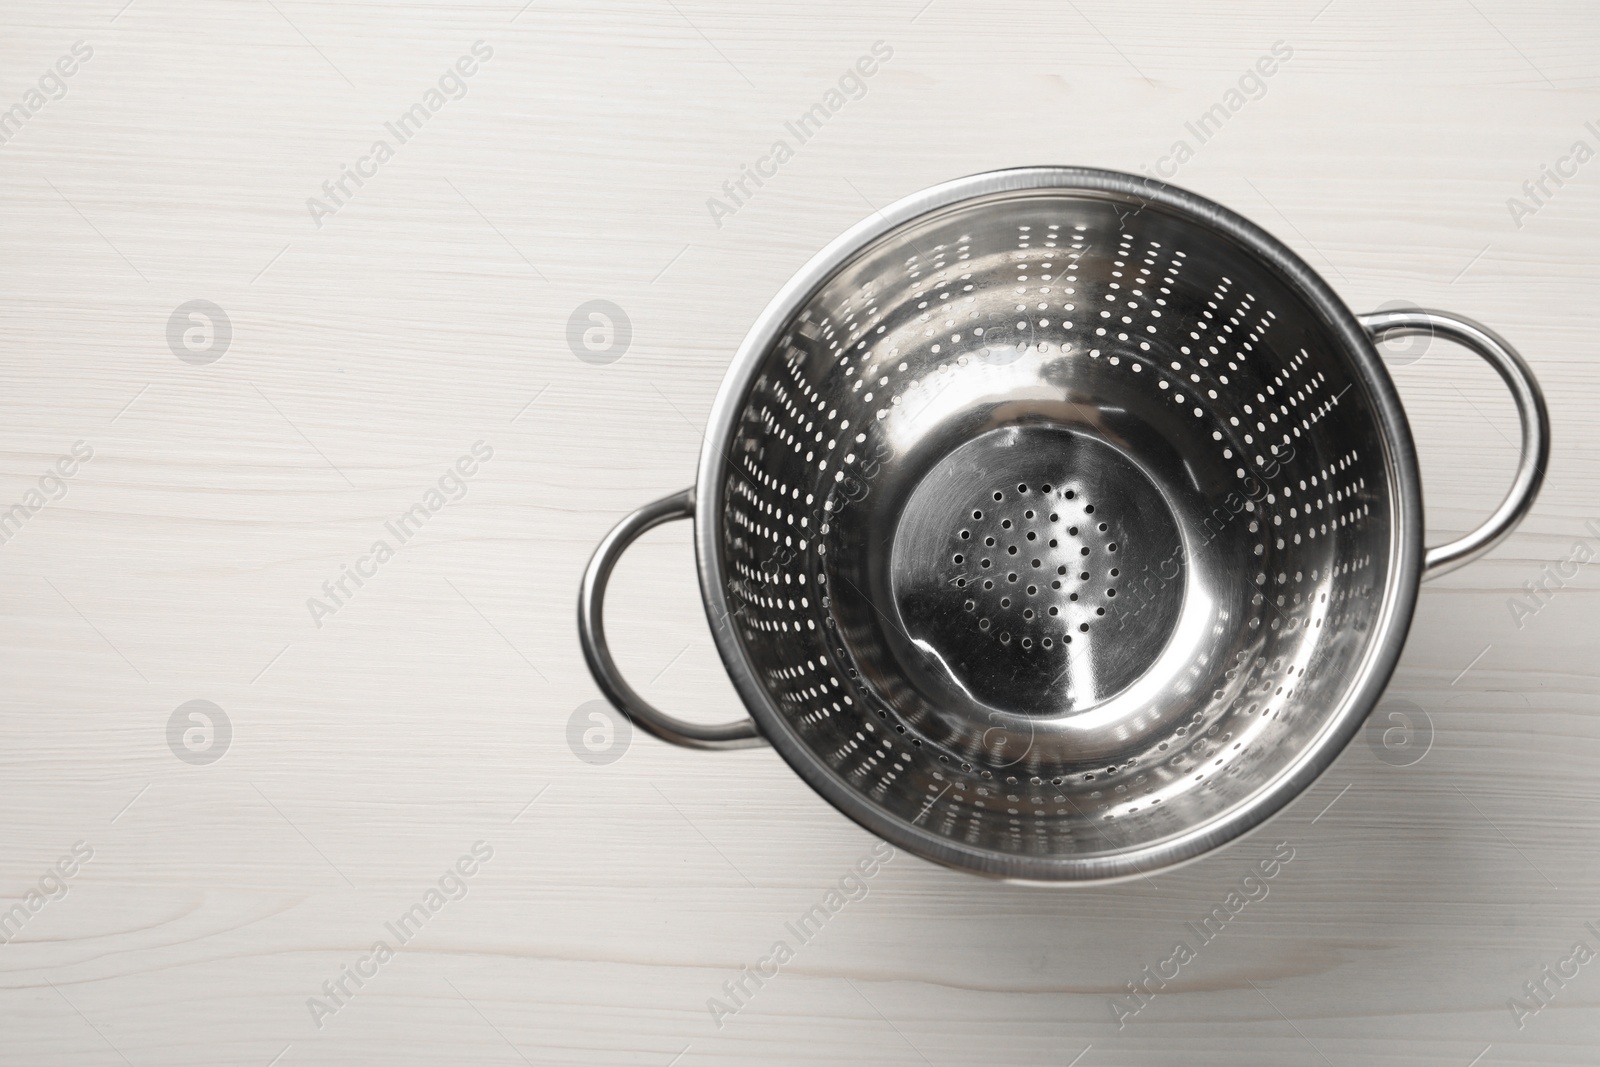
[580,168,1549,883]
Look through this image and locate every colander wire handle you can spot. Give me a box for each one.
[578,488,766,750]
[1359,308,1551,581]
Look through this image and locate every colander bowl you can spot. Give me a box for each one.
[580,167,1548,883]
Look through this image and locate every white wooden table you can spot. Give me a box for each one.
[2,2,1597,1063]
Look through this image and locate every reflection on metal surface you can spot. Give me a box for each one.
[710,177,1402,879]
[580,167,1546,881]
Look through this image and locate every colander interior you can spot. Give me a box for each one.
[707,177,1413,880]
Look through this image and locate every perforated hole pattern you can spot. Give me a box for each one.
[713,188,1392,865]
[956,484,1118,648]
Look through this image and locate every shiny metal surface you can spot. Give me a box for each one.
[1358,309,1550,579]
[581,167,1547,882]
[578,488,764,750]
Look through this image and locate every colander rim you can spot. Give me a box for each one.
[692,166,1423,883]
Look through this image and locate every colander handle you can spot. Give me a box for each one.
[1359,309,1551,581]
[578,488,766,750]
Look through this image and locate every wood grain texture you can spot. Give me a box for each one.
[1,1,1598,1064]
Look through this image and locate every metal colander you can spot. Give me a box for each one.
[581,168,1548,882]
